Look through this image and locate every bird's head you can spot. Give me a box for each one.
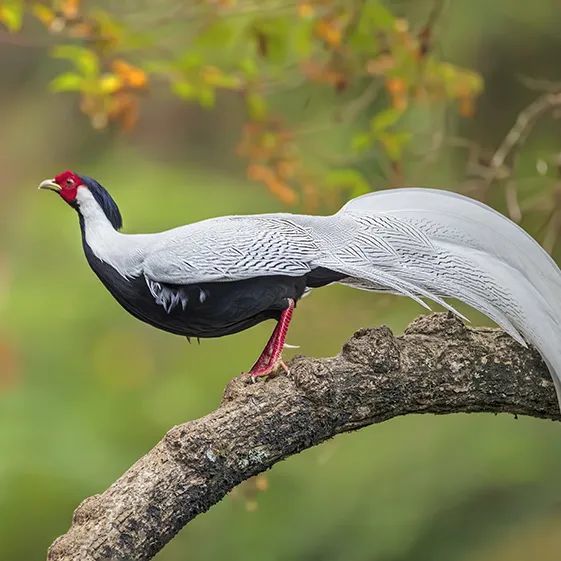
[39,170,122,230]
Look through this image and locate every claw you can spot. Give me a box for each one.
[283,343,300,349]
[279,360,290,374]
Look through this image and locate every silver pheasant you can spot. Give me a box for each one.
[39,171,561,404]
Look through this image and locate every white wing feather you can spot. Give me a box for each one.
[143,215,321,284]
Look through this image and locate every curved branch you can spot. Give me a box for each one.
[47,313,559,561]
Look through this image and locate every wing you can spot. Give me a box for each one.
[142,215,321,285]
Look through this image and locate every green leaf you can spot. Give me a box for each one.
[195,19,239,51]
[49,72,84,92]
[246,92,267,120]
[292,20,313,57]
[197,85,215,108]
[0,0,24,32]
[252,18,291,63]
[171,80,195,100]
[325,168,371,197]
[51,45,99,78]
[370,108,402,134]
[351,0,394,49]
[363,0,395,30]
[351,132,373,152]
[177,52,202,71]
[238,57,258,78]
[378,131,411,161]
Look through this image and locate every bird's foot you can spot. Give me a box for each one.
[248,357,288,381]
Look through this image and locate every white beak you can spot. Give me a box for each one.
[38,179,61,192]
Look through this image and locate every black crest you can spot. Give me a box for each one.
[79,175,123,230]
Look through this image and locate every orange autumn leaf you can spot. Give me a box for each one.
[386,77,406,95]
[265,176,298,205]
[458,95,475,117]
[67,21,96,39]
[314,18,341,48]
[60,0,80,19]
[385,77,408,110]
[111,59,148,89]
[247,164,297,205]
[302,60,347,89]
[247,163,274,183]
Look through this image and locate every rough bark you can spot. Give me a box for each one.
[47,313,560,561]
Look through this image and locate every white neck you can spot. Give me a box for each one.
[77,187,153,279]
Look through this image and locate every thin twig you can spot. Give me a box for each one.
[488,92,561,181]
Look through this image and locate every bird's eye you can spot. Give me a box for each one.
[66,178,74,186]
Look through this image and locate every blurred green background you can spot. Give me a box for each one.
[1,1,561,560]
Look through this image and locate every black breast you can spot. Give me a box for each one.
[82,242,314,338]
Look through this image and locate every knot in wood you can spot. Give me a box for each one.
[290,357,334,405]
[405,312,468,338]
[342,326,400,373]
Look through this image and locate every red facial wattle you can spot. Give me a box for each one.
[54,170,82,203]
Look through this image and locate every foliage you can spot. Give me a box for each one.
[0,0,483,207]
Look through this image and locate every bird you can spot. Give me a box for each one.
[39,170,561,404]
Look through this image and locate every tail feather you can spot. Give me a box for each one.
[314,187,561,403]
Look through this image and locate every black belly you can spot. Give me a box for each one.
[83,243,344,338]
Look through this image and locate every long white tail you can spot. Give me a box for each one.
[314,188,561,401]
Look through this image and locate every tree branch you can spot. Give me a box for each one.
[47,313,559,561]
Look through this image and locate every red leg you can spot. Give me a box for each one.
[248,299,295,378]
[249,327,278,372]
